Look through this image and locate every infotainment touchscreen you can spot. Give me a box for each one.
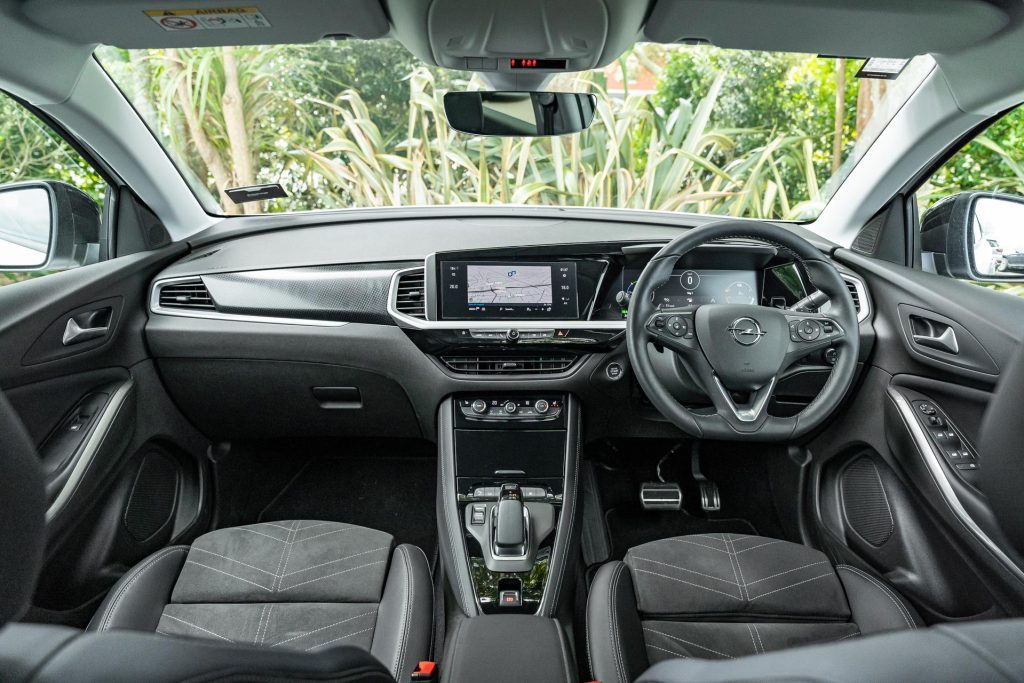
[440,261,579,319]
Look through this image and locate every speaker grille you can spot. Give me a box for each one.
[841,457,894,547]
[123,453,180,543]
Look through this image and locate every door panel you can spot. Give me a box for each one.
[0,246,213,625]
[807,248,1024,621]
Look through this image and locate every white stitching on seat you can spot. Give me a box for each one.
[254,603,269,645]
[751,623,765,653]
[747,572,835,601]
[281,546,389,577]
[278,560,388,591]
[645,642,688,658]
[836,565,916,629]
[642,627,733,659]
[100,546,189,631]
[183,560,274,591]
[304,626,375,651]
[631,568,741,599]
[745,561,830,585]
[272,609,377,647]
[191,547,278,576]
[291,527,354,544]
[733,540,785,554]
[162,613,236,642]
[666,538,732,554]
[630,556,739,585]
[239,527,288,543]
[746,624,759,654]
[727,535,749,601]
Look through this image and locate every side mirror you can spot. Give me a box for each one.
[444,91,597,137]
[921,191,1024,280]
[0,180,102,272]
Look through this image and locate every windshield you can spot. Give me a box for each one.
[95,42,932,220]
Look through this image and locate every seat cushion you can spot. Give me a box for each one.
[171,520,393,603]
[89,520,433,681]
[588,534,922,683]
[624,533,850,621]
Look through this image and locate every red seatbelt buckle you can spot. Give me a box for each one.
[412,661,437,682]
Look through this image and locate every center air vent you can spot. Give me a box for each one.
[440,354,578,376]
[158,279,215,310]
[844,279,861,313]
[394,269,426,319]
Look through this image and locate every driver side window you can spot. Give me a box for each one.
[0,91,109,287]
[916,104,1024,297]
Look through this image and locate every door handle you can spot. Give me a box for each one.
[912,326,959,354]
[62,308,112,345]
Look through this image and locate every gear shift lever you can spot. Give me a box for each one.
[493,483,527,556]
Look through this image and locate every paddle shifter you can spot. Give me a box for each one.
[493,483,527,557]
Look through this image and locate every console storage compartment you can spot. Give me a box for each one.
[442,615,575,683]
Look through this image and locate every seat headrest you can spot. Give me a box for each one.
[0,390,46,626]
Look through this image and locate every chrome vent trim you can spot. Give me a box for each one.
[395,268,426,319]
[150,275,344,327]
[842,274,870,323]
[440,354,578,376]
[158,278,215,310]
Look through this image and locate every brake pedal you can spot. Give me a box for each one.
[640,482,683,511]
[691,445,721,512]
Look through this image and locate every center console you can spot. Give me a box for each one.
[437,393,580,618]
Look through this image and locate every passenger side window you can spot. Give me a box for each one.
[0,91,109,287]
[916,105,1024,297]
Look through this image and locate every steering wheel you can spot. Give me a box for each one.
[626,220,859,442]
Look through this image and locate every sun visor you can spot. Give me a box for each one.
[19,0,390,48]
[643,0,1011,57]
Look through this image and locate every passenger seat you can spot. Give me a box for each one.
[88,520,432,681]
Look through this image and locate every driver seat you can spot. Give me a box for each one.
[587,533,921,683]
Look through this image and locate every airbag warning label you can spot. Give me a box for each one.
[145,7,270,31]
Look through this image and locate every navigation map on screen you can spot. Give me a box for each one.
[466,265,553,306]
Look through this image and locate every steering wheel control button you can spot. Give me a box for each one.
[666,315,688,337]
[653,315,666,329]
[606,362,623,380]
[797,319,822,341]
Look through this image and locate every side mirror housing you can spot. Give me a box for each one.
[0,180,103,272]
[921,191,1024,281]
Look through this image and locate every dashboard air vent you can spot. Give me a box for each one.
[158,279,215,310]
[441,354,578,376]
[395,269,426,319]
[844,279,861,313]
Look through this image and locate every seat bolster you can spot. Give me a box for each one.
[835,565,921,634]
[370,544,433,681]
[587,560,648,683]
[87,545,189,632]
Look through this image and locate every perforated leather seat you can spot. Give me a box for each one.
[587,533,921,683]
[88,520,433,681]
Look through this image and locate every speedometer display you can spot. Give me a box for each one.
[655,269,758,307]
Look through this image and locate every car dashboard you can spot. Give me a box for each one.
[145,212,872,443]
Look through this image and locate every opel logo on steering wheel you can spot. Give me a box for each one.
[727,317,766,346]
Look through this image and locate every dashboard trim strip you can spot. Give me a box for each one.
[150,275,347,327]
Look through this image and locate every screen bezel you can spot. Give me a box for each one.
[438,260,580,320]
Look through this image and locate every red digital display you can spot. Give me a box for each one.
[509,58,567,70]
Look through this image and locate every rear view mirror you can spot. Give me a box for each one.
[921,191,1024,281]
[0,180,102,272]
[444,91,597,137]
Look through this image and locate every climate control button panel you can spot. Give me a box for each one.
[458,396,563,421]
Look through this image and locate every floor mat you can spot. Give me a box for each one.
[257,454,437,557]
